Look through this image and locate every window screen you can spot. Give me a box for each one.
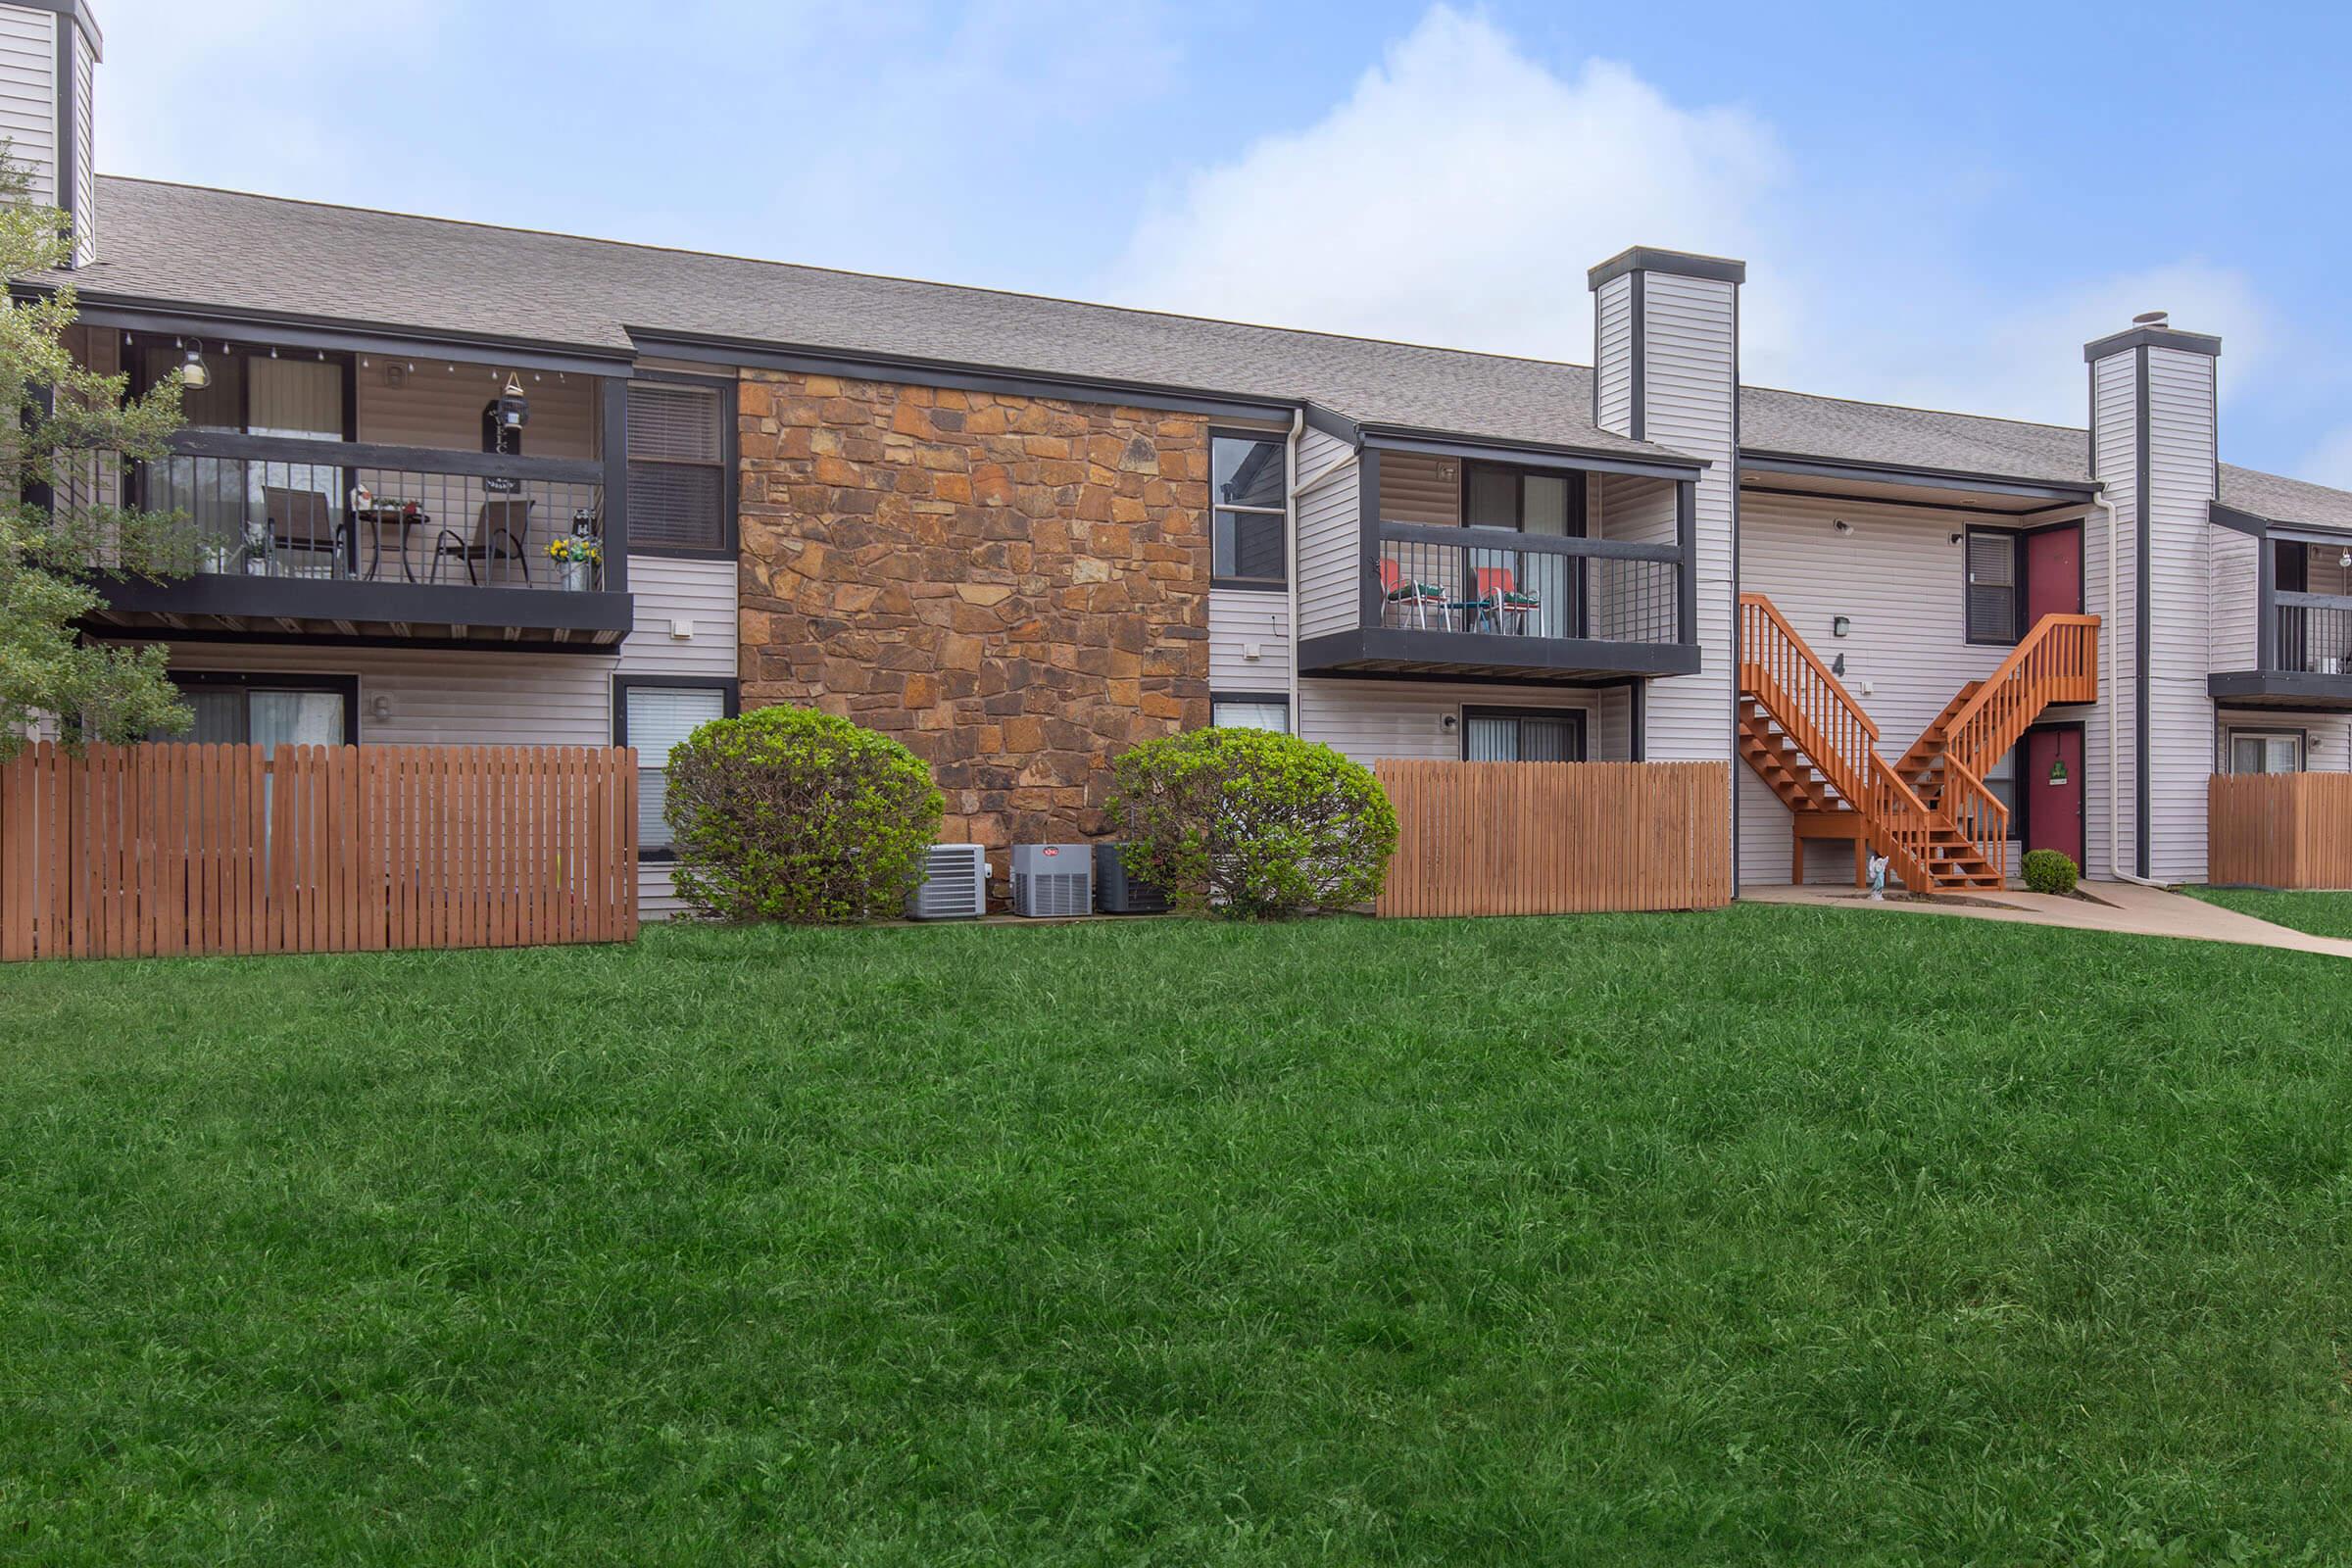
[627,382,728,551]
[1211,698,1288,732]
[627,685,730,850]
[1966,530,2020,644]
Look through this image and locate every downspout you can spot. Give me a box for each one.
[2098,489,2163,887]
[1285,409,1303,730]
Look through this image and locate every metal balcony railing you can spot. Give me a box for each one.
[70,433,609,591]
[1373,521,1682,643]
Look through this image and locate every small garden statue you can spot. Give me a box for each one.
[1865,849,1889,900]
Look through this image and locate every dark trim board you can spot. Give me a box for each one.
[54,297,632,378]
[12,0,100,53]
[626,328,1298,424]
[2210,503,2270,537]
[1740,450,2099,503]
[1586,247,1747,289]
[1301,403,1359,444]
[1298,664,1674,692]
[1742,481,2065,518]
[165,428,605,486]
[2134,345,2151,880]
[1298,628,1701,682]
[2082,324,2223,363]
[92,624,622,658]
[1360,430,1702,481]
[2207,670,2352,711]
[92,574,637,643]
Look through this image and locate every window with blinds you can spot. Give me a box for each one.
[624,684,731,852]
[1462,709,1585,761]
[627,381,728,552]
[1965,529,2021,645]
[1210,697,1289,732]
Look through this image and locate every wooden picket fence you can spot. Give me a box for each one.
[1375,760,1732,917]
[2208,771,2352,889]
[0,743,638,961]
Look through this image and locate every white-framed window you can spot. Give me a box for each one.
[1211,429,1286,587]
[626,380,730,553]
[1210,693,1289,732]
[617,678,738,854]
[2228,728,2305,775]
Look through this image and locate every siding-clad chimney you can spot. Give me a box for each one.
[0,0,100,267]
[1588,247,1743,861]
[2084,318,2219,881]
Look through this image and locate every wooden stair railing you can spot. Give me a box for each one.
[1739,594,1999,892]
[1942,613,2099,780]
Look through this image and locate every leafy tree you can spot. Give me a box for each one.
[0,146,188,758]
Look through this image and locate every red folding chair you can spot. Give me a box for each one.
[1470,565,1541,635]
[1379,557,1450,630]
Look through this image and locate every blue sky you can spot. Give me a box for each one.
[96,0,2352,485]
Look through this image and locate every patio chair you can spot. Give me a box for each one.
[1466,565,1541,635]
[261,486,343,576]
[433,498,533,587]
[1378,557,1450,630]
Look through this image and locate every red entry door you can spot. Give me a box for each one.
[2024,523,2082,629]
[2021,727,2084,864]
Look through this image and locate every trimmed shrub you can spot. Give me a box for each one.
[664,706,944,924]
[2021,848,2080,896]
[1108,727,1397,918]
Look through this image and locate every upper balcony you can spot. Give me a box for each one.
[69,331,634,653]
[1295,438,1701,682]
[2210,531,2352,710]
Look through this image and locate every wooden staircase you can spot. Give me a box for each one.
[1739,594,2002,893]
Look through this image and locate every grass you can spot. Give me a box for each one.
[2186,885,2352,941]
[4,907,2352,1565]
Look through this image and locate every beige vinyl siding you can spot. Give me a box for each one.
[1208,586,1289,692]
[356,364,596,456]
[1633,272,1737,792]
[1297,679,1599,763]
[1593,684,1635,760]
[1375,451,1458,526]
[2216,709,2352,774]
[151,642,611,747]
[1736,490,2057,883]
[1296,424,1358,640]
[618,556,738,679]
[2210,523,2259,673]
[2085,350,2138,882]
[1594,272,1634,435]
[0,5,54,206]
[66,20,88,263]
[2143,346,2219,882]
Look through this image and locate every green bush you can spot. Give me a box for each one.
[1108,727,1397,918]
[2021,849,2080,896]
[663,706,944,924]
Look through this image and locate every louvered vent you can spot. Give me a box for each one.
[1011,844,1094,917]
[906,843,987,919]
[1095,842,1170,913]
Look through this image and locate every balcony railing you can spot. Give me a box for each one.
[1374,522,1682,644]
[2274,592,2352,674]
[72,433,609,591]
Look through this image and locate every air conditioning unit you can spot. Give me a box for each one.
[1010,843,1093,917]
[1095,842,1169,914]
[906,843,987,920]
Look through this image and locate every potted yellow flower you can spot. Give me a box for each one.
[546,535,602,592]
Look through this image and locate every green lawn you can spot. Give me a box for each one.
[4,908,2350,1565]
[2187,885,2352,941]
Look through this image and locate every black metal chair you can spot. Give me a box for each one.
[261,486,343,577]
[433,498,533,587]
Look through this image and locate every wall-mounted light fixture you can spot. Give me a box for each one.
[1833,518,1851,535]
[1832,614,1851,638]
[369,695,392,723]
[1950,531,1964,546]
[1440,712,1460,735]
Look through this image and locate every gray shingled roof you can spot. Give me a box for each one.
[63,176,2352,532]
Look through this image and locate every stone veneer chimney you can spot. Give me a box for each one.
[2084,318,2219,881]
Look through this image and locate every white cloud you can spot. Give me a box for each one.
[1107,6,1784,362]
[1102,4,2278,437]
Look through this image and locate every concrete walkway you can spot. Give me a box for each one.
[1742,879,2352,958]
